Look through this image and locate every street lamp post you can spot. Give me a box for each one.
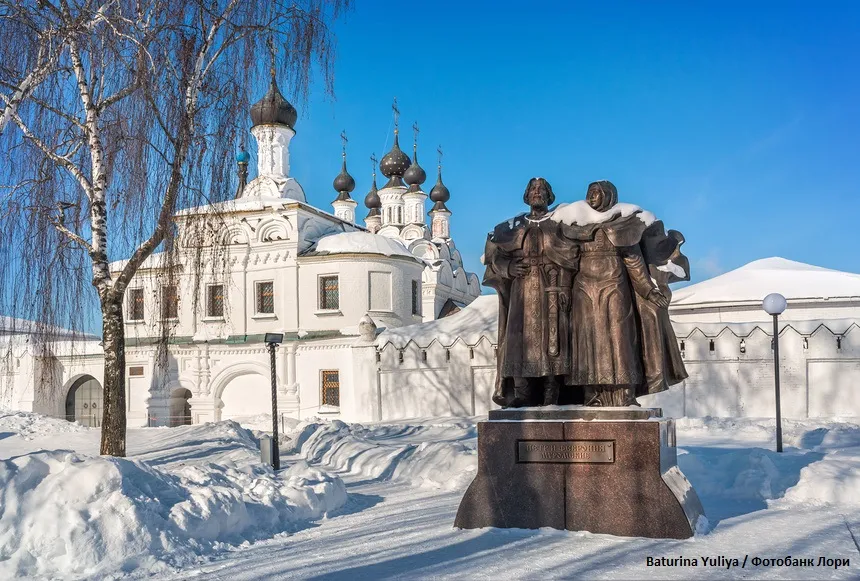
[265,332,284,470]
[762,293,787,453]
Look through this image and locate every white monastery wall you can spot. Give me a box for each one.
[639,322,860,418]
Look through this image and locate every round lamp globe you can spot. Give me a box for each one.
[762,293,787,316]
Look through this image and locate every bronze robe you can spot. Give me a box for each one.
[484,216,579,399]
[560,214,688,397]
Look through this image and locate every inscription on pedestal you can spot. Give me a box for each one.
[517,440,614,463]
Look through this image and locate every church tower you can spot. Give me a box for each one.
[364,155,382,234]
[377,99,410,235]
[428,148,452,239]
[242,43,305,201]
[331,132,357,224]
[401,122,429,241]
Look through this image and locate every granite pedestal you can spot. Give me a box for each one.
[454,406,706,539]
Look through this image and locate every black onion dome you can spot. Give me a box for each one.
[332,158,356,197]
[250,78,298,129]
[380,133,411,180]
[429,167,450,203]
[403,152,427,188]
[364,177,381,210]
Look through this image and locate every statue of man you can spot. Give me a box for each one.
[483,178,580,407]
[554,180,688,406]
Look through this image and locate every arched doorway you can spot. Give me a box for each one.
[169,388,192,427]
[65,375,103,427]
[216,368,271,423]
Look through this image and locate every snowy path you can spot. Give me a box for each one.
[169,471,860,580]
[165,428,860,580]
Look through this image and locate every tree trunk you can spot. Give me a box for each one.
[99,297,127,456]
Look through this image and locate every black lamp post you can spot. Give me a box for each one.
[265,332,284,470]
[762,293,787,453]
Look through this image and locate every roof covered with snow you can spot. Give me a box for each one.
[378,294,498,348]
[0,316,99,340]
[672,257,860,306]
[306,232,419,262]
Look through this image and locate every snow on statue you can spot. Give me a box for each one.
[484,179,691,408]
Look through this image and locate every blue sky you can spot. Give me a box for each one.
[281,0,860,286]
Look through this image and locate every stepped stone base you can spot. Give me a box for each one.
[454,406,705,539]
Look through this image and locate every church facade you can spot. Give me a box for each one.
[0,77,480,427]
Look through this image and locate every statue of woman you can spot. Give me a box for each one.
[556,180,688,406]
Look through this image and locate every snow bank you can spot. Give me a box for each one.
[0,410,89,440]
[550,200,657,227]
[676,417,860,515]
[313,231,417,260]
[285,419,477,490]
[0,420,346,579]
[378,294,498,349]
[220,412,301,434]
[781,451,860,507]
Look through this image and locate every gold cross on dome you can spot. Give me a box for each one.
[392,97,400,131]
[340,131,348,157]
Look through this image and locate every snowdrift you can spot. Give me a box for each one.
[0,415,346,580]
[285,419,478,489]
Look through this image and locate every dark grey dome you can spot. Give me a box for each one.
[429,167,450,203]
[250,78,297,129]
[380,133,411,179]
[403,151,426,187]
[364,177,380,209]
[332,158,355,195]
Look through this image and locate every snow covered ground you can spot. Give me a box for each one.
[1,411,859,580]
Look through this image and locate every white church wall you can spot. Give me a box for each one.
[297,256,423,333]
[294,341,357,421]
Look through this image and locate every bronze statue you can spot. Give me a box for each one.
[486,178,689,408]
[483,178,580,407]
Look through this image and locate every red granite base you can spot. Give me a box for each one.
[454,414,705,539]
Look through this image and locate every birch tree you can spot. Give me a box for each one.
[0,0,348,456]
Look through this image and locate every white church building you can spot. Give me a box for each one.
[1,77,481,427]
[2,79,859,426]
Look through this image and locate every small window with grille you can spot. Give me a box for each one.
[411,280,421,315]
[321,370,340,407]
[319,275,339,310]
[161,285,178,320]
[207,284,224,318]
[128,288,144,321]
[256,281,274,314]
